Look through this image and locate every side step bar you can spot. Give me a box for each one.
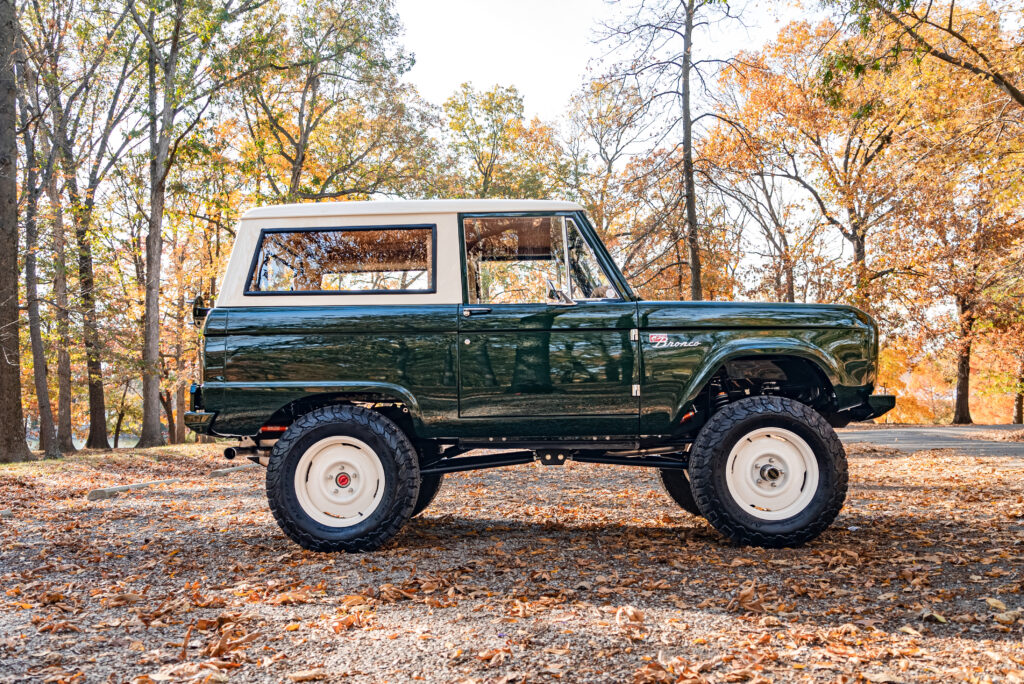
[420,451,535,475]
[418,449,688,475]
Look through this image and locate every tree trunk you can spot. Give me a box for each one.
[113,413,124,448]
[159,390,175,444]
[50,100,110,449]
[76,209,111,449]
[46,170,76,452]
[680,0,702,301]
[1013,358,1023,425]
[175,383,186,443]
[137,12,168,448]
[19,120,59,459]
[952,341,973,425]
[173,256,186,444]
[781,249,796,303]
[0,0,30,463]
[952,300,974,425]
[113,383,129,448]
[851,231,867,307]
[50,113,110,449]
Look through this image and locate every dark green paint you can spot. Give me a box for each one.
[203,305,459,436]
[637,301,876,434]
[194,212,885,442]
[458,302,637,432]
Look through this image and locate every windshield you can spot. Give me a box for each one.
[565,218,618,300]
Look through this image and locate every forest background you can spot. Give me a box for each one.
[2,0,1023,461]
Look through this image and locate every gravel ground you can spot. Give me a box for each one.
[1,442,1022,683]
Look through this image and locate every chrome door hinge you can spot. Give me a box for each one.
[632,384,641,397]
[629,328,639,341]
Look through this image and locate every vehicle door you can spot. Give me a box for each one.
[457,213,638,435]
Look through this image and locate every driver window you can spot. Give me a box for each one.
[464,216,567,304]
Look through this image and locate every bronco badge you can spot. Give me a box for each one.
[648,333,700,348]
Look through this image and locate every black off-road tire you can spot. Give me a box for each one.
[412,472,444,517]
[266,405,420,553]
[659,469,702,517]
[688,396,847,548]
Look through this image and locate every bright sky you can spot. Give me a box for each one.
[393,0,809,121]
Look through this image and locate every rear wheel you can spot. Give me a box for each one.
[266,405,419,553]
[412,472,444,517]
[659,469,701,517]
[688,396,847,548]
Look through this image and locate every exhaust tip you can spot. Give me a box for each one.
[223,447,237,460]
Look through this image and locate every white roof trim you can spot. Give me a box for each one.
[241,199,584,220]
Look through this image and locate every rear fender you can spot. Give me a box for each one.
[217,381,424,437]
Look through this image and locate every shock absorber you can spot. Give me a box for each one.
[710,376,730,411]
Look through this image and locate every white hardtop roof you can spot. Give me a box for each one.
[241,199,585,220]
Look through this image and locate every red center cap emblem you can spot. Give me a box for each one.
[335,473,351,488]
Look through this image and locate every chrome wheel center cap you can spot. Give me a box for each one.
[759,464,783,482]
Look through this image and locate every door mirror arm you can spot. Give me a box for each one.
[545,278,575,305]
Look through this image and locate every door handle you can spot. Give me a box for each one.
[463,307,492,317]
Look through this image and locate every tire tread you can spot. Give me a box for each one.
[265,405,419,553]
[688,396,848,548]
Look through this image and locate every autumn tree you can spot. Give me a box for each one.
[618,148,743,301]
[236,0,434,203]
[24,0,141,449]
[601,0,746,300]
[835,0,1024,110]
[717,21,926,307]
[559,79,652,241]
[441,83,556,199]
[128,0,269,447]
[14,32,61,458]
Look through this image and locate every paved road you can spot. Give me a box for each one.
[836,424,1024,457]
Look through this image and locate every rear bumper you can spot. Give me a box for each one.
[185,383,216,434]
[184,410,217,435]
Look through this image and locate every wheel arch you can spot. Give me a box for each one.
[675,341,840,423]
[263,383,424,437]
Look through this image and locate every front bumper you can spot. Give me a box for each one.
[864,394,896,419]
[832,394,896,425]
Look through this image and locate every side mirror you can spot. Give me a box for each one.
[545,279,574,305]
[192,294,211,328]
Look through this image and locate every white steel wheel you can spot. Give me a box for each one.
[293,436,386,527]
[725,427,819,521]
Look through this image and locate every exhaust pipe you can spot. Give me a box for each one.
[224,446,257,460]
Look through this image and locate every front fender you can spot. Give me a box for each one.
[680,337,843,409]
[639,328,871,435]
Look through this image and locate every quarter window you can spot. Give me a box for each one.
[247,225,435,294]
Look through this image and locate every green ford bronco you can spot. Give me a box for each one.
[186,199,894,552]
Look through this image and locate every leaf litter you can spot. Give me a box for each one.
[0,443,1022,682]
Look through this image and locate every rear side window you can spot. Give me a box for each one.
[246,225,436,294]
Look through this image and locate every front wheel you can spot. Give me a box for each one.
[266,405,420,553]
[688,396,847,548]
